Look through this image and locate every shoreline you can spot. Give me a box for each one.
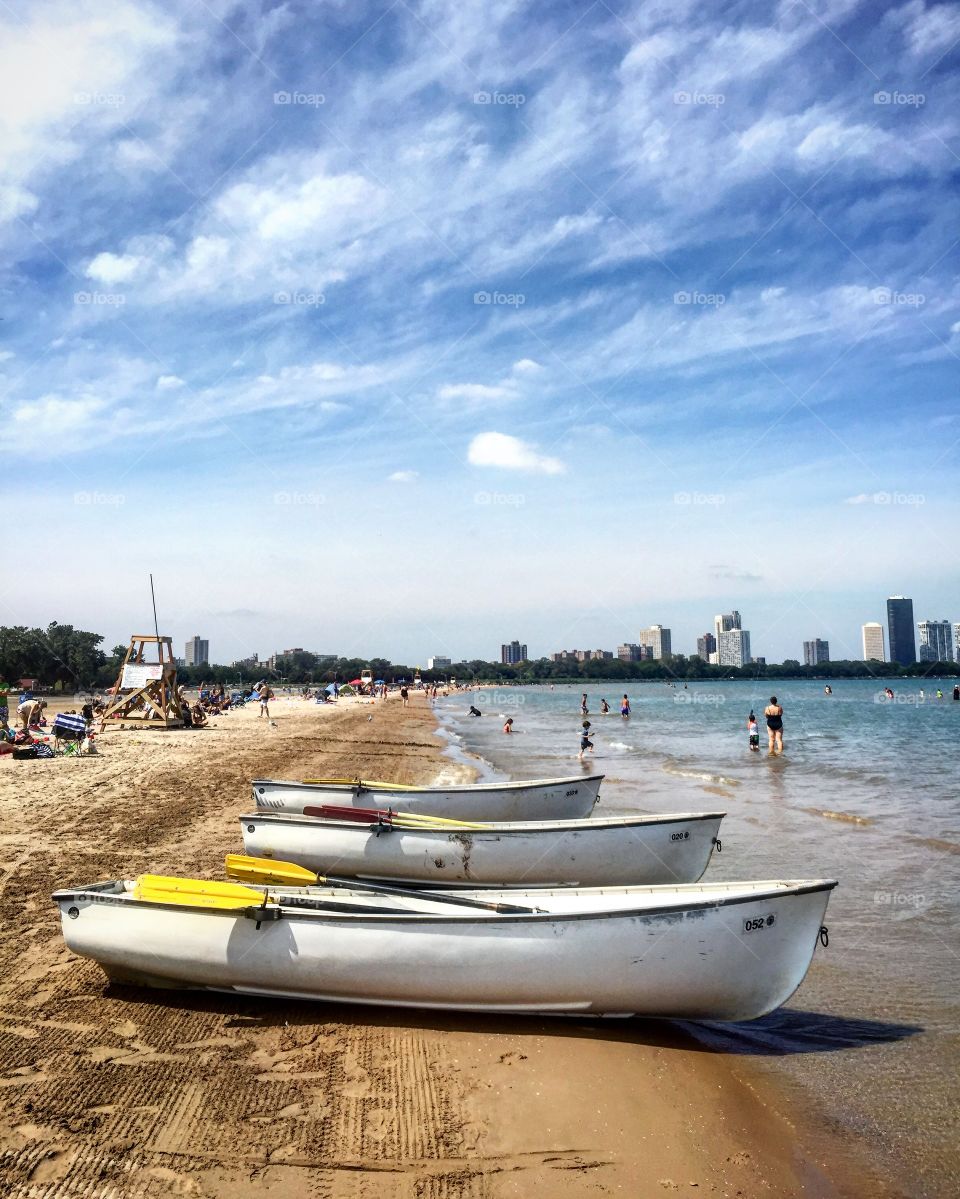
[0,692,899,1197]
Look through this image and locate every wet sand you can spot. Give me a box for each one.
[0,693,894,1197]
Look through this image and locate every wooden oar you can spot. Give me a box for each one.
[225,854,541,915]
[301,804,486,830]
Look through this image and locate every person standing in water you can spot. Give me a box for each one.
[620,694,630,718]
[953,684,959,702]
[764,696,784,754]
[747,711,760,752]
[580,693,589,716]
[578,720,594,760]
[502,717,513,734]
[600,698,610,714]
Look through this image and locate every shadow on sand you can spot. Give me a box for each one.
[104,984,921,1057]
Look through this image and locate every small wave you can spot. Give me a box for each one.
[607,741,633,750]
[662,766,740,787]
[801,807,872,826]
[907,836,960,856]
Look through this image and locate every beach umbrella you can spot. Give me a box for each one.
[349,678,363,686]
[374,679,386,684]
[324,683,337,693]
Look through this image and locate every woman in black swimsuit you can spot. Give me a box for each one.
[764,696,784,754]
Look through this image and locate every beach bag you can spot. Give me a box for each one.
[34,743,55,759]
[13,746,38,759]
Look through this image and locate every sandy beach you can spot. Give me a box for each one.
[0,693,895,1197]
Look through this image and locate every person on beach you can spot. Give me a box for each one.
[400,686,409,707]
[0,679,8,729]
[600,698,610,714]
[18,698,46,730]
[620,694,630,718]
[747,711,760,752]
[764,696,784,754]
[578,720,594,760]
[258,685,273,718]
[503,717,513,734]
[580,693,588,716]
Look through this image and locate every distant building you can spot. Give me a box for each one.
[639,625,671,660]
[714,611,741,646]
[717,628,751,668]
[184,635,209,666]
[427,656,452,670]
[696,632,716,660]
[232,653,259,669]
[753,656,766,667]
[886,596,916,665]
[638,645,654,661]
[955,623,960,663]
[917,621,953,664]
[862,622,885,662]
[803,639,830,666]
[501,641,527,665]
[617,643,641,662]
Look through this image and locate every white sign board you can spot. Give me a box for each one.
[121,663,164,689]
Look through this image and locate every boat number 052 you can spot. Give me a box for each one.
[670,831,690,841]
[744,915,776,932]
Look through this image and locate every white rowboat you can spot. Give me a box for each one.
[53,877,836,1020]
[239,810,725,887]
[252,774,603,821]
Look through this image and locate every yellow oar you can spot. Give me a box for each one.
[133,874,268,911]
[225,855,540,915]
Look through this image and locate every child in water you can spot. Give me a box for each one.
[578,720,594,759]
[747,711,760,752]
[502,717,513,734]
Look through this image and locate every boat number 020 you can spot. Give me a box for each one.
[670,831,690,841]
[743,915,776,932]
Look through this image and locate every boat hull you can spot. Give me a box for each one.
[252,775,602,821]
[240,811,724,887]
[53,879,835,1021]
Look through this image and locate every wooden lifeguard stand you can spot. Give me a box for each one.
[100,635,185,729]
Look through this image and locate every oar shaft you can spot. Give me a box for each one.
[317,872,537,915]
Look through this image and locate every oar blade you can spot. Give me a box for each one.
[134,874,264,910]
[226,853,318,887]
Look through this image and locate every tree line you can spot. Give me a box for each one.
[1,625,957,691]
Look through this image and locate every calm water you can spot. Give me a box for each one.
[434,680,960,1197]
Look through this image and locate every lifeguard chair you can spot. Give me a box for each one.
[99,635,186,729]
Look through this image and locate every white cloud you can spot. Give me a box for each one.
[467,431,564,474]
[438,382,516,404]
[512,358,543,374]
[87,251,146,284]
[0,350,15,362]
[156,375,185,391]
[388,470,419,483]
[844,493,873,505]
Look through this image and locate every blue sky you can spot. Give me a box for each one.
[2,0,958,665]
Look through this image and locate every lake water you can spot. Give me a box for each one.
[433,679,960,1197]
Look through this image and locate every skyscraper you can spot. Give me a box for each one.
[714,610,741,645]
[862,622,885,662]
[954,623,960,664]
[886,596,916,665]
[696,632,716,660]
[917,621,953,664]
[639,625,671,660]
[803,639,830,666]
[184,635,209,666]
[500,641,527,665]
[717,629,751,668]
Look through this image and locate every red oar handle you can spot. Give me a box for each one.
[302,804,392,823]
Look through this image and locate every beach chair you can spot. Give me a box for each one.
[52,713,88,756]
